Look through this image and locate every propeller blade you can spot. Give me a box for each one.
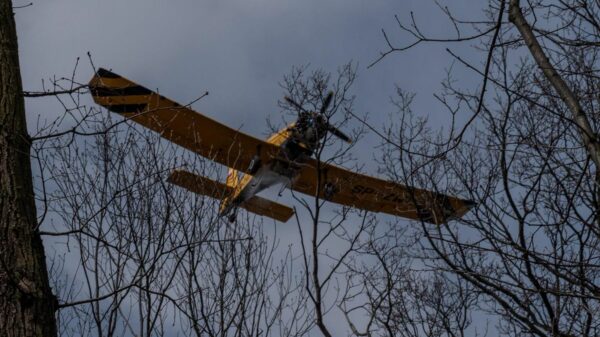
[327,125,352,143]
[319,91,334,115]
[284,96,309,114]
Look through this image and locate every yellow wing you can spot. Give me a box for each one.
[291,159,475,224]
[88,68,281,174]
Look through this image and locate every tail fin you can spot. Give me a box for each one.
[168,170,294,222]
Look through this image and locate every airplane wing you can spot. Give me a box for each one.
[89,68,473,224]
[89,68,281,174]
[290,159,475,224]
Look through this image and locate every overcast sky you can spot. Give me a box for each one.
[15,1,487,335]
[17,0,483,145]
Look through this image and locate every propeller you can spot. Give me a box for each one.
[319,91,334,115]
[327,125,352,143]
[284,91,352,144]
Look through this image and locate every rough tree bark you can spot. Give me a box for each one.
[0,1,58,336]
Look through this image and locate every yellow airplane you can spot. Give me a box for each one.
[88,68,475,224]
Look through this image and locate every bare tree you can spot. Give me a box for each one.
[28,78,300,337]
[370,1,600,336]
[340,222,481,337]
[276,64,481,337]
[276,64,368,337]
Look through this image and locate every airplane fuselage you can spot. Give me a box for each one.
[219,124,314,220]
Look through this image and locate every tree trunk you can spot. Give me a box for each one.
[508,0,600,168]
[0,1,58,336]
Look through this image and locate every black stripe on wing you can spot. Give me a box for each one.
[104,104,148,113]
[91,85,153,97]
[96,68,121,78]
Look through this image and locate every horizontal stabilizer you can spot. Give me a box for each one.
[168,170,294,222]
[241,196,295,223]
